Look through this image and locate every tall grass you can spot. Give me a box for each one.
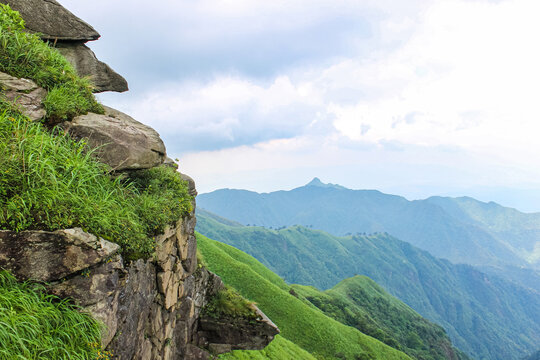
[0,270,109,359]
[0,4,103,122]
[0,104,192,260]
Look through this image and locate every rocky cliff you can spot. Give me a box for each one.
[0,1,278,359]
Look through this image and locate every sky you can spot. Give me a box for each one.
[60,0,540,212]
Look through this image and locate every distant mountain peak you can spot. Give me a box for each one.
[305,177,346,190]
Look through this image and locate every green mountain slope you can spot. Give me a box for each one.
[220,335,317,360]
[196,211,540,360]
[197,233,412,360]
[292,276,469,360]
[197,179,539,270]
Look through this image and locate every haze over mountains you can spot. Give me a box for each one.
[198,178,540,272]
[196,179,540,359]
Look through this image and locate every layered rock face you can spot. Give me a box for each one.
[0,203,279,359]
[0,0,128,92]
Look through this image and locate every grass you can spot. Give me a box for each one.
[0,270,110,359]
[0,104,192,260]
[219,335,317,360]
[203,286,258,320]
[197,233,411,360]
[0,4,103,122]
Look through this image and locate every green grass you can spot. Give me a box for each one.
[0,270,110,359]
[0,105,192,260]
[0,4,103,122]
[219,335,317,360]
[197,233,411,360]
[204,286,258,320]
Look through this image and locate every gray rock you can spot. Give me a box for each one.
[63,106,166,171]
[0,71,46,121]
[0,228,120,282]
[55,42,128,93]
[0,0,100,41]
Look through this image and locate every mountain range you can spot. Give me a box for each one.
[197,178,540,291]
[196,205,540,360]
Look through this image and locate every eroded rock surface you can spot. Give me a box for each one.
[0,0,100,41]
[0,71,46,121]
[0,195,278,359]
[62,106,166,171]
[55,43,128,93]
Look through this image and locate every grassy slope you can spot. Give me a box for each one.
[197,233,411,360]
[220,335,317,360]
[196,212,540,360]
[293,276,468,360]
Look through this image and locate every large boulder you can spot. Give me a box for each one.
[55,43,128,93]
[0,71,46,121]
[0,228,120,282]
[0,0,100,41]
[62,106,166,171]
[0,0,129,93]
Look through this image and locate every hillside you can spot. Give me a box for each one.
[292,276,469,360]
[196,211,540,360]
[197,233,412,360]
[197,179,540,270]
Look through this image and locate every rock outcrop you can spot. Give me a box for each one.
[0,0,128,93]
[0,71,46,121]
[0,206,279,359]
[55,43,129,93]
[62,106,167,171]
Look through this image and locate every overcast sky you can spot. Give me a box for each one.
[61,0,540,212]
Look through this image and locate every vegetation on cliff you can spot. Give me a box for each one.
[0,271,108,359]
[0,4,102,121]
[0,7,193,260]
[0,106,192,259]
[197,233,412,360]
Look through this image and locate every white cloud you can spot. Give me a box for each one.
[63,0,540,209]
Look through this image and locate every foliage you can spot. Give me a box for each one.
[0,106,192,260]
[204,286,258,320]
[0,270,110,359]
[197,233,411,360]
[196,211,540,360]
[219,335,317,360]
[0,4,103,121]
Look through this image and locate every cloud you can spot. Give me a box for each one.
[106,75,332,152]
[61,0,540,209]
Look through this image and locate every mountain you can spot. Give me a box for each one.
[292,276,469,360]
[196,233,412,360]
[196,211,540,360]
[197,179,540,271]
